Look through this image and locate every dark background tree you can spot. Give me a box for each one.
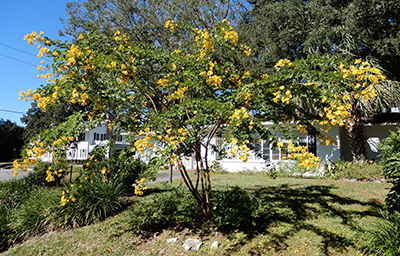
[60,0,249,49]
[21,102,89,143]
[239,0,400,80]
[0,119,24,162]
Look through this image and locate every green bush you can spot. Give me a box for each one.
[127,186,202,232]
[82,148,148,195]
[364,212,400,255]
[128,186,270,232]
[379,128,400,210]
[210,186,269,230]
[324,160,383,181]
[33,161,70,186]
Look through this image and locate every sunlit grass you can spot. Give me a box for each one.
[2,172,391,255]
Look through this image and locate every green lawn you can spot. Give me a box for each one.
[2,172,391,255]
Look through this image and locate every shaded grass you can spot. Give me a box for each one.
[2,173,391,255]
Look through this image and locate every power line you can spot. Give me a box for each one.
[0,53,37,67]
[0,42,38,58]
[0,97,25,103]
[0,84,25,91]
[0,108,25,115]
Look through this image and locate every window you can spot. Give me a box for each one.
[77,133,85,141]
[117,135,124,142]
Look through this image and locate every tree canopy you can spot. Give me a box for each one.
[14,19,386,217]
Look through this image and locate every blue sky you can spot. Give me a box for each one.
[0,0,72,126]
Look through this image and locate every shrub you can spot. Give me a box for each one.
[210,186,269,230]
[82,148,147,195]
[324,159,383,181]
[364,212,400,255]
[128,185,269,232]
[127,186,202,232]
[379,128,400,210]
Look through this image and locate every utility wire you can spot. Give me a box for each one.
[0,42,38,58]
[0,108,25,115]
[0,84,24,91]
[0,53,37,67]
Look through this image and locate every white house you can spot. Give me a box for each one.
[41,110,399,172]
[41,121,131,162]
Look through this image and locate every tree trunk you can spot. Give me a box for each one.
[179,139,212,220]
[346,103,367,162]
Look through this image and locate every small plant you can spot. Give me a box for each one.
[276,160,321,178]
[324,159,383,181]
[379,128,400,211]
[364,212,400,255]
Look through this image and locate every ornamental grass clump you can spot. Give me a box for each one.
[364,212,400,256]
[56,175,127,228]
[8,187,60,241]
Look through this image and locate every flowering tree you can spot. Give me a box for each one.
[14,22,385,219]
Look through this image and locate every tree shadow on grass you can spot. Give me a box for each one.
[222,183,384,255]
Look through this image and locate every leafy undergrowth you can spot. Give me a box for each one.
[2,173,392,256]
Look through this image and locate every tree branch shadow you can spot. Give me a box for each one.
[222,183,384,255]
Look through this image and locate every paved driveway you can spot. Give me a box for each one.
[0,168,35,182]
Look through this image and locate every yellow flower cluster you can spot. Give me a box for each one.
[193,27,214,52]
[229,107,251,127]
[274,59,292,71]
[273,90,292,104]
[165,20,177,32]
[227,72,249,89]
[340,59,386,101]
[60,190,76,206]
[24,31,50,58]
[45,166,67,182]
[169,87,187,100]
[317,134,337,146]
[319,100,351,127]
[240,45,251,57]
[224,30,238,45]
[286,140,321,170]
[227,138,250,162]
[134,178,147,196]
